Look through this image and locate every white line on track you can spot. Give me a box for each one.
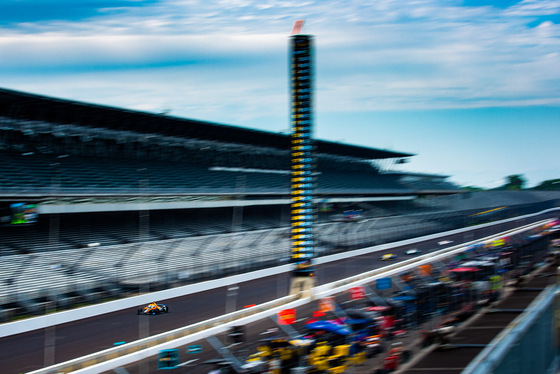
[178,358,199,367]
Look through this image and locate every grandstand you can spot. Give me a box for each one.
[1,87,559,321]
[0,88,414,197]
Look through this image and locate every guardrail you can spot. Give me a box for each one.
[462,282,560,374]
[28,217,556,374]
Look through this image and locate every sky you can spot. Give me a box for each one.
[0,0,559,189]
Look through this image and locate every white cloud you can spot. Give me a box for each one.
[0,0,559,119]
[506,0,560,16]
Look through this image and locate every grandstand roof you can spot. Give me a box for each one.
[388,171,451,179]
[0,87,413,160]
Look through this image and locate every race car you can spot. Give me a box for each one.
[405,248,422,255]
[380,253,397,261]
[138,302,169,315]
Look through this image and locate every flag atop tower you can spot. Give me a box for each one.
[291,19,305,35]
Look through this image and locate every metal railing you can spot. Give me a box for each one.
[463,279,560,374]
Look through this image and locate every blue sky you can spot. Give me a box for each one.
[0,0,558,188]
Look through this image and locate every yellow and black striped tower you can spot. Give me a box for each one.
[289,21,316,297]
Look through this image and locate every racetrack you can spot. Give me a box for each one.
[0,211,555,374]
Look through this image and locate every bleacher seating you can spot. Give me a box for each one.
[0,115,416,195]
[0,149,413,195]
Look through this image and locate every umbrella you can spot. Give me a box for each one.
[464,244,479,252]
[450,267,480,272]
[306,320,352,335]
[392,295,415,302]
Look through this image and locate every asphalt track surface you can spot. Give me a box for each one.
[0,213,555,374]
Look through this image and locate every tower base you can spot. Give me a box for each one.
[289,276,315,299]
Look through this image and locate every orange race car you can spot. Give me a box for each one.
[137,302,169,315]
